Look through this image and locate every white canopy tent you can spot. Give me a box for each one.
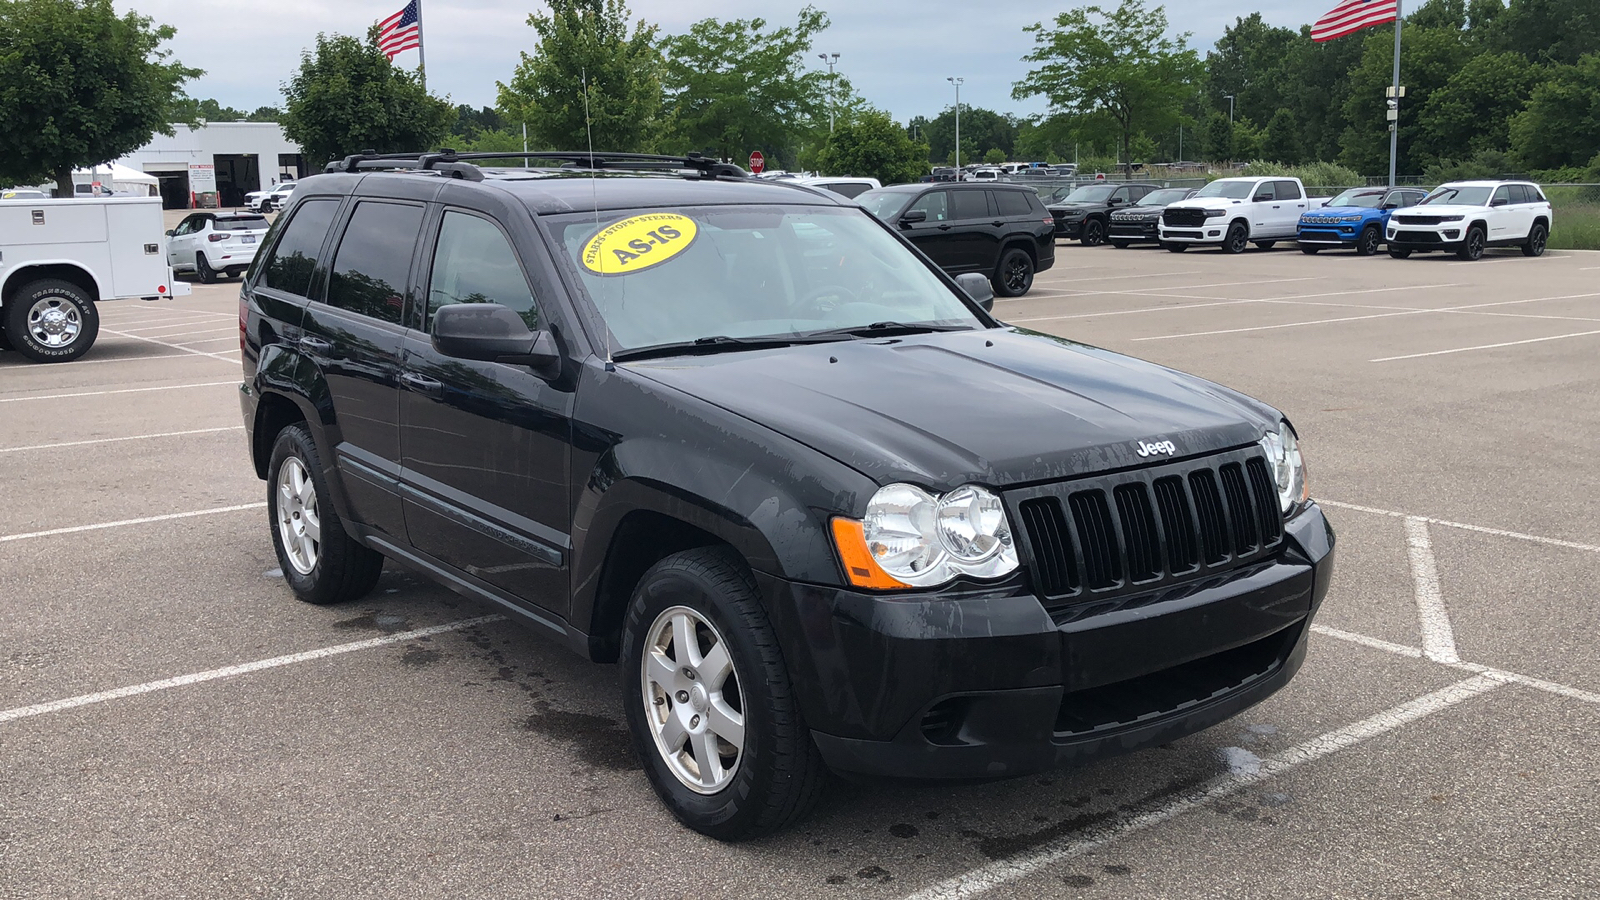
[72,163,160,196]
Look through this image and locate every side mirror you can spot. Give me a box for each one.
[1108,196,1123,205]
[956,272,995,312]
[1382,202,1399,210]
[1253,194,1273,203]
[900,209,927,226]
[1490,198,1508,207]
[165,229,174,236]
[431,303,560,374]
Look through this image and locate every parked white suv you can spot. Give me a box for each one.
[166,212,270,283]
[794,176,882,199]
[1386,181,1552,260]
[1159,177,1322,253]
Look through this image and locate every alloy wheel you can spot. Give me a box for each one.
[1005,257,1032,294]
[25,298,81,349]
[275,456,321,575]
[640,605,746,794]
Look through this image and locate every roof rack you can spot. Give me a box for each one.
[323,150,749,181]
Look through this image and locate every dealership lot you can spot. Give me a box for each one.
[3,245,1598,899]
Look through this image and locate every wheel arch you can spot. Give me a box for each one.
[0,263,104,308]
[999,235,1037,264]
[248,344,359,525]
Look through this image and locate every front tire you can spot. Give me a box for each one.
[621,548,827,840]
[993,247,1035,297]
[1110,240,1130,249]
[1300,245,1320,255]
[1522,222,1548,257]
[1223,221,1250,254]
[1254,241,1277,250]
[1456,226,1486,261]
[1389,248,1412,259]
[1355,225,1382,256]
[1080,218,1105,246]
[3,278,99,363]
[1164,242,1188,253]
[266,424,384,605]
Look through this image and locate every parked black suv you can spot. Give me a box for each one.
[1046,182,1161,245]
[856,183,1055,297]
[1107,187,1201,248]
[239,151,1333,841]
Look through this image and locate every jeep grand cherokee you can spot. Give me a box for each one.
[238,151,1334,841]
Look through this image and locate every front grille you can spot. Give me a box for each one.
[1394,231,1443,243]
[1012,447,1284,608]
[1163,208,1208,228]
[1395,215,1442,226]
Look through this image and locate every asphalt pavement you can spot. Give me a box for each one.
[3,240,1597,899]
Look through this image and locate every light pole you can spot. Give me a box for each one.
[1223,94,1235,126]
[948,77,963,175]
[818,52,840,132]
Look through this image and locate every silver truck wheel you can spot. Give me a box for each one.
[3,279,99,363]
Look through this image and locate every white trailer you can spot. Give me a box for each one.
[0,196,189,362]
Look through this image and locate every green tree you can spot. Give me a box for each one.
[247,106,283,123]
[282,30,455,168]
[1202,111,1233,161]
[1260,108,1302,164]
[982,148,1007,164]
[920,105,1020,165]
[497,0,663,153]
[1339,23,1473,173]
[660,6,836,167]
[1206,13,1297,127]
[1013,0,1202,172]
[175,97,247,123]
[1417,51,1543,159]
[450,105,504,143]
[0,0,199,196]
[1483,0,1600,65]
[1510,54,1600,169]
[815,110,927,184]
[1275,28,1364,163]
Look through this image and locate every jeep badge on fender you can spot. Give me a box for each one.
[1136,439,1177,457]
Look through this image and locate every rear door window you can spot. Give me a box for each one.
[261,198,340,297]
[994,190,1032,217]
[950,190,989,220]
[1508,185,1532,204]
[325,201,425,325]
[1273,180,1303,200]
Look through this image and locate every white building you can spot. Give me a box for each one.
[111,123,306,209]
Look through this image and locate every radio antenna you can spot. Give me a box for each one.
[581,66,612,369]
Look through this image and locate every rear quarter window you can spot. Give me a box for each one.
[994,190,1033,217]
[260,199,340,297]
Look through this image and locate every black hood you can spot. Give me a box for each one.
[1114,206,1165,220]
[624,329,1277,490]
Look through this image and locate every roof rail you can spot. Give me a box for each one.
[323,150,748,181]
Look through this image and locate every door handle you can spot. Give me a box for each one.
[992,220,1005,227]
[298,336,332,353]
[401,372,444,398]
[938,224,953,231]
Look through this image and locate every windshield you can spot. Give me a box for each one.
[276,182,297,192]
[1137,189,1190,206]
[1327,189,1387,209]
[1194,181,1256,199]
[1059,185,1116,203]
[856,190,914,220]
[549,205,982,353]
[1422,185,1492,206]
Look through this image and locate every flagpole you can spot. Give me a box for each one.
[1389,0,1402,187]
[416,0,427,93]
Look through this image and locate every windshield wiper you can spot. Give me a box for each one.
[805,321,972,339]
[610,333,846,362]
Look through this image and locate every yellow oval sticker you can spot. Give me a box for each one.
[579,213,699,276]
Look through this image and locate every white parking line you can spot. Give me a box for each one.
[900,675,1504,900]
[1320,498,1600,554]
[0,381,236,403]
[0,353,196,369]
[127,325,241,339]
[0,502,264,543]
[1446,254,1564,266]
[1404,518,1459,663]
[176,336,244,346]
[1133,308,1433,342]
[1370,328,1600,362]
[0,616,504,725]
[101,327,238,362]
[0,426,244,454]
[1007,299,1257,323]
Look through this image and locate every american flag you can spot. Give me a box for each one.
[1311,0,1400,42]
[378,0,421,59]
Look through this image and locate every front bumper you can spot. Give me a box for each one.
[766,503,1334,780]
[1297,226,1359,246]
[1387,226,1460,251]
[1158,222,1226,244]
[1108,219,1160,242]
[1054,218,1083,238]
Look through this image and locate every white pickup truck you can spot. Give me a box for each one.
[1159,177,1328,253]
[0,196,189,363]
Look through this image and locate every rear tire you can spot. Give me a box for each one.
[1522,222,1548,257]
[1355,225,1381,256]
[1223,221,1250,254]
[266,424,384,605]
[3,278,99,363]
[1456,226,1486,261]
[620,547,828,841]
[1388,248,1412,259]
[196,254,218,284]
[992,247,1035,297]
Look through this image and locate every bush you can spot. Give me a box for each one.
[1236,160,1363,190]
[1423,149,1520,183]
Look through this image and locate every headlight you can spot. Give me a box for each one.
[1339,215,1362,223]
[832,483,1019,589]
[1438,215,1463,222]
[1259,421,1309,515]
[1203,208,1227,218]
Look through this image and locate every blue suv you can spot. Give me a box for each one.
[1298,186,1428,256]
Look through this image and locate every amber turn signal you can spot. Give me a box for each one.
[830,518,910,590]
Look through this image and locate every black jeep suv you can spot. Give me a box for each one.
[1046,182,1161,245]
[239,151,1333,841]
[856,183,1055,297]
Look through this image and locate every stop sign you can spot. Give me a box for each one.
[749,151,765,174]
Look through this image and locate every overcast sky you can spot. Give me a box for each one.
[125,0,1343,121]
